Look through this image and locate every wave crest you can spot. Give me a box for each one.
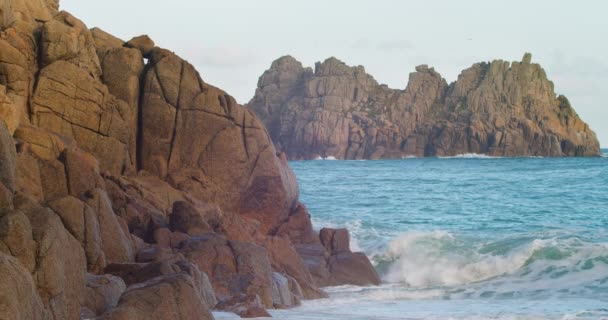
[378,231,608,291]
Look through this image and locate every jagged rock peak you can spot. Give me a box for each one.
[249,54,600,159]
[315,56,368,77]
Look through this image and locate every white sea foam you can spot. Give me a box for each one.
[438,153,502,159]
[379,230,608,293]
[382,230,536,286]
[314,155,338,160]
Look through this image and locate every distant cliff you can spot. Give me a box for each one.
[248,54,600,159]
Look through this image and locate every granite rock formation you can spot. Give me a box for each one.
[249,55,600,159]
[0,1,380,319]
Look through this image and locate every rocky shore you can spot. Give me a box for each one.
[0,1,379,319]
[248,55,600,159]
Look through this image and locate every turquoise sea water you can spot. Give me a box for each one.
[216,150,608,320]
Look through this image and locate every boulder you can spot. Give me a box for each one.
[125,35,155,57]
[14,152,43,202]
[0,210,36,272]
[0,0,58,28]
[16,199,87,320]
[90,27,124,49]
[40,11,101,77]
[98,274,214,320]
[84,189,134,264]
[327,252,381,286]
[0,253,49,320]
[320,228,350,254]
[263,236,326,299]
[48,195,106,273]
[61,146,103,197]
[178,234,274,308]
[83,274,126,316]
[14,125,70,161]
[299,228,380,287]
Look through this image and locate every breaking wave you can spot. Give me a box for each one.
[374,230,608,298]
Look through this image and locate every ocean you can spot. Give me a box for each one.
[215,150,608,320]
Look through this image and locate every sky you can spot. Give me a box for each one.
[62,0,607,146]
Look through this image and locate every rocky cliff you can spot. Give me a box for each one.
[248,55,600,159]
[0,1,379,319]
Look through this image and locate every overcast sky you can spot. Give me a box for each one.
[62,0,607,146]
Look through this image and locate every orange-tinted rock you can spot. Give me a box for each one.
[13,125,70,161]
[0,182,12,213]
[0,121,16,192]
[0,210,36,272]
[178,234,275,308]
[98,274,214,320]
[90,27,124,49]
[32,60,133,175]
[0,253,49,320]
[14,152,43,202]
[273,203,318,244]
[61,148,102,197]
[97,46,144,174]
[15,198,87,320]
[0,0,58,28]
[84,189,134,264]
[125,35,154,57]
[37,158,69,201]
[48,195,106,273]
[40,11,101,77]
[140,48,299,234]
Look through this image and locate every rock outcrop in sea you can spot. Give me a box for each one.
[248,55,600,159]
[0,1,379,319]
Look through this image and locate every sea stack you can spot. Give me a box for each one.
[0,1,378,319]
[248,55,600,159]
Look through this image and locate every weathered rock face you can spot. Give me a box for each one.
[249,55,600,159]
[139,48,300,234]
[0,1,384,319]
